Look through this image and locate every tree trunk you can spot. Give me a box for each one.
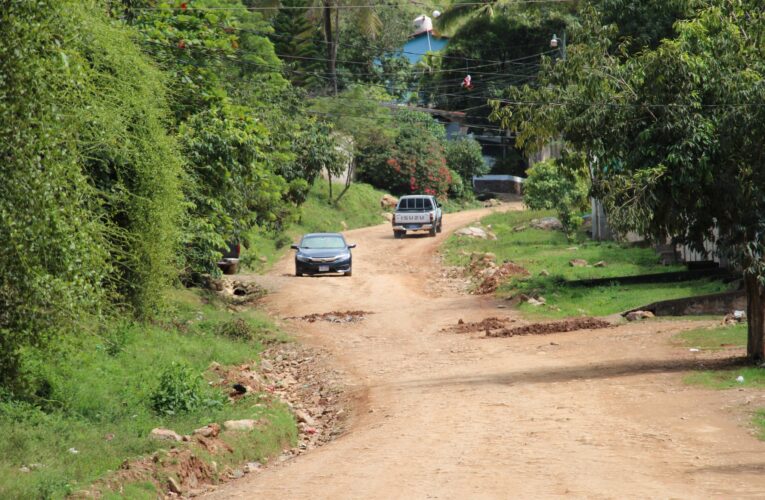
[327,166,333,204]
[323,0,337,96]
[745,272,765,362]
[334,160,355,204]
[332,6,340,95]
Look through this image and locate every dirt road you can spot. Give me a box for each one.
[211,205,765,499]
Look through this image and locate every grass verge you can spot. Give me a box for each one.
[0,289,296,499]
[675,323,765,440]
[674,323,747,351]
[242,182,390,272]
[442,209,732,318]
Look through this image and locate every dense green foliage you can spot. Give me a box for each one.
[445,137,489,183]
[494,0,765,359]
[180,106,291,272]
[73,3,185,317]
[523,155,590,239]
[356,109,458,198]
[0,0,185,386]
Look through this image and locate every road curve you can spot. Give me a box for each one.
[209,204,765,499]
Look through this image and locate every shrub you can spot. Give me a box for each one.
[447,168,466,199]
[446,137,488,183]
[523,153,590,239]
[358,111,453,198]
[150,362,220,416]
[216,318,255,342]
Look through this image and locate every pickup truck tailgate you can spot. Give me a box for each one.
[395,212,431,223]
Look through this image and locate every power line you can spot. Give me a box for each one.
[143,40,765,110]
[232,24,551,66]
[133,0,574,12]
[139,39,541,97]
[306,110,510,132]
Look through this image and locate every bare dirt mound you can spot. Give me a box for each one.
[465,252,530,295]
[286,310,372,323]
[486,317,612,338]
[447,317,516,334]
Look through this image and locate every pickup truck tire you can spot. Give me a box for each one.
[345,269,353,277]
[429,225,437,237]
[437,221,443,233]
[394,230,405,239]
[295,264,302,277]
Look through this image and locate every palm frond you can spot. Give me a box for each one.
[352,3,382,39]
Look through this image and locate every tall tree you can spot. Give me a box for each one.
[494,1,765,360]
[270,0,325,89]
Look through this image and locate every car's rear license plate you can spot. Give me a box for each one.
[319,265,330,272]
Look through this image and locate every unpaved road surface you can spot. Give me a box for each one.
[211,205,765,499]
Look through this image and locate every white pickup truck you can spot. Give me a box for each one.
[392,195,443,238]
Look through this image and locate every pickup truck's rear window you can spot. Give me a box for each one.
[397,197,433,211]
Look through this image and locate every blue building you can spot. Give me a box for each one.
[400,32,449,64]
[396,15,448,64]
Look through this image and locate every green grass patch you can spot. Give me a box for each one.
[674,323,747,351]
[242,182,389,272]
[516,278,730,319]
[295,181,390,234]
[442,209,732,318]
[684,366,765,389]
[441,197,483,213]
[753,410,765,440]
[0,289,296,499]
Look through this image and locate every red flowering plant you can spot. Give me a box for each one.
[357,109,466,200]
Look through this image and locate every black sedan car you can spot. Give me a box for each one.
[291,233,356,277]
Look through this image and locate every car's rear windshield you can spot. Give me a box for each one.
[301,235,346,249]
[397,197,433,211]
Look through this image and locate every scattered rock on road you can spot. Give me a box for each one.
[287,310,372,323]
[569,259,588,267]
[486,317,612,337]
[446,317,515,334]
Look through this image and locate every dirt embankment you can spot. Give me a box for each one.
[87,343,350,498]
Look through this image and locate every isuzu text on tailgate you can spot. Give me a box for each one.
[392,195,443,238]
